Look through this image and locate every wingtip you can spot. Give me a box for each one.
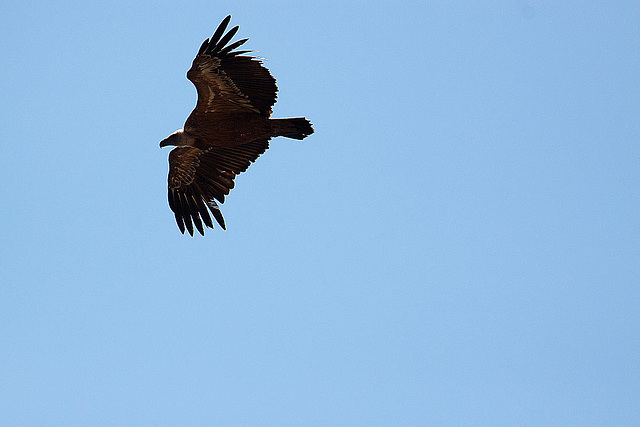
[208,15,231,49]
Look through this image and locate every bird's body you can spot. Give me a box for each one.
[160,15,313,236]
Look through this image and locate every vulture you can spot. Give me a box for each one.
[160,15,314,236]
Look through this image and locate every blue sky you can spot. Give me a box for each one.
[1,0,639,424]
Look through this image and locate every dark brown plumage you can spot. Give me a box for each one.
[160,15,313,236]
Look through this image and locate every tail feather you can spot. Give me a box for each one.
[271,117,314,140]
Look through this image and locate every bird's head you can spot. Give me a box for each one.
[159,129,185,148]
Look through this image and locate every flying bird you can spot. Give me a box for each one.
[160,15,314,236]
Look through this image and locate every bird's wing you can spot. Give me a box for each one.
[167,140,270,236]
[185,15,278,134]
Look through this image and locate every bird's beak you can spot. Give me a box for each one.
[159,138,169,148]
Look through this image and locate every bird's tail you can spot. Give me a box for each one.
[271,117,314,140]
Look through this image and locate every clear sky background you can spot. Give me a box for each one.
[1,1,639,425]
